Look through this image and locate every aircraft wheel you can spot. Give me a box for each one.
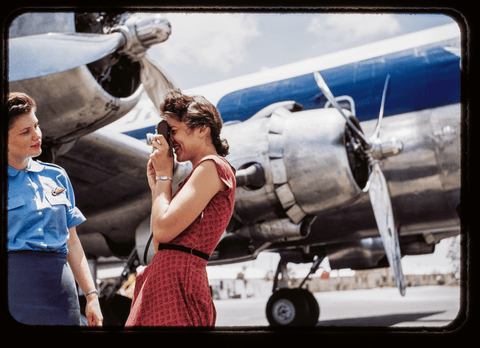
[266,288,319,326]
[302,289,320,326]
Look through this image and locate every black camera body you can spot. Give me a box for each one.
[146,120,173,157]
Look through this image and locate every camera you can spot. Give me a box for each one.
[146,120,173,157]
[146,133,155,145]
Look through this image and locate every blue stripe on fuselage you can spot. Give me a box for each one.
[216,39,460,123]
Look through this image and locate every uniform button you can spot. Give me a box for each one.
[38,212,42,215]
[37,228,42,232]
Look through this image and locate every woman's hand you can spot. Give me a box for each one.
[85,293,103,327]
[151,159,225,244]
[65,227,104,327]
[146,159,157,191]
[147,134,174,190]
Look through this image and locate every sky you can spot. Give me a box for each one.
[144,12,460,279]
[149,12,458,89]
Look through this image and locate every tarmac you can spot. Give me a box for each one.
[213,285,463,330]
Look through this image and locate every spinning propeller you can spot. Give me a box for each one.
[9,13,176,110]
[314,72,406,296]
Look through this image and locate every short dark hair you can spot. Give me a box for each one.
[160,89,229,157]
[6,92,37,129]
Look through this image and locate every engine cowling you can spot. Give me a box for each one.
[207,104,370,251]
[10,65,143,147]
[224,105,367,231]
[8,12,147,160]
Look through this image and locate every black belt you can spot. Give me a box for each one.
[157,243,209,261]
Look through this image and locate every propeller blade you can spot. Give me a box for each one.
[9,32,126,82]
[313,72,371,149]
[313,71,405,295]
[313,71,348,118]
[368,162,406,296]
[138,52,177,110]
[371,75,390,140]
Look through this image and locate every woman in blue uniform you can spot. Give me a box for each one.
[6,92,103,326]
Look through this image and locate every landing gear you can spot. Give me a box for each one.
[266,288,319,326]
[265,255,322,326]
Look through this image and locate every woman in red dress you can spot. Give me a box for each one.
[125,90,236,327]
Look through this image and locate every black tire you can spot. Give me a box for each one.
[300,289,320,326]
[266,288,312,326]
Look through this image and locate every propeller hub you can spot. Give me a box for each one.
[369,137,404,160]
[312,71,406,296]
[113,14,172,60]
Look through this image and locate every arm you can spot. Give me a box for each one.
[66,226,103,327]
[150,159,225,245]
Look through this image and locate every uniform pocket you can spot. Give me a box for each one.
[45,193,71,207]
[8,196,25,210]
[44,193,70,234]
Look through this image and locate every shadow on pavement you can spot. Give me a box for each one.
[315,311,445,327]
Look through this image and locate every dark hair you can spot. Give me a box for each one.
[160,89,229,157]
[6,92,37,129]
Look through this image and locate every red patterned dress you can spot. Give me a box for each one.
[125,155,236,327]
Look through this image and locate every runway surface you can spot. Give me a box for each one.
[213,285,463,330]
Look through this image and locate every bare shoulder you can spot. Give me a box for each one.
[191,159,226,191]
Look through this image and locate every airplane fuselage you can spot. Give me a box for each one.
[215,37,460,124]
[119,23,460,138]
[114,23,461,266]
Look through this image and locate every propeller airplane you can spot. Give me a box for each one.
[5,12,463,326]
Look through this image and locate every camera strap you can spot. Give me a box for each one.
[143,233,153,265]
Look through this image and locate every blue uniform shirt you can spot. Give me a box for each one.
[7,158,86,254]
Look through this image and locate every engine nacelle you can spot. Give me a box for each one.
[235,216,316,243]
[9,12,151,158]
[224,105,366,229]
[10,65,143,147]
[326,237,388,270]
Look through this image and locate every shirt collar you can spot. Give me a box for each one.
[26,158,44,172]
[8,158,44,177]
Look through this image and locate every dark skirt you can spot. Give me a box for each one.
[8,251,81,326]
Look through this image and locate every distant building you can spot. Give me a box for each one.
[207,267,459,300]
[100,264,458,301]
[294,268,458,293]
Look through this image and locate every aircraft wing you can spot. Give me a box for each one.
[54,129,152,257]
